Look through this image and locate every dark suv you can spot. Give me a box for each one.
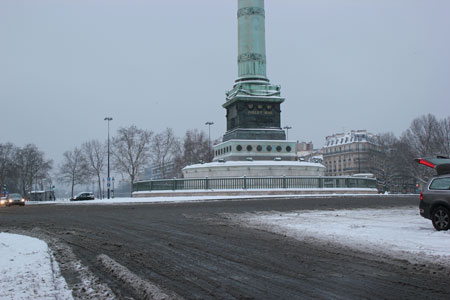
[417,157,450,230]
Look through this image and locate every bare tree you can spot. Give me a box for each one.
[436,116,450,157]
[0,143,16,192]
[14,144,53,197]
[82,140,106,198]
[112,125,153,193]
[400,114,448,184]
[151,128,180,179]
[58,147,89,198]
[172,129,210,177]
[183,129,210,164]
[403,114,441,157]
[372,133,398,191]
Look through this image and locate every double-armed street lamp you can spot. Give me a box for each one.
[283,125,292,140]
[104,117,113,199]
[205,121,214,161]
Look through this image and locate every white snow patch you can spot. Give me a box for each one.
[0,232,73,300]
[27,192,382,206]
[237,207,450,267]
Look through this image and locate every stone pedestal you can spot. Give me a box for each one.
[213,140,296,162]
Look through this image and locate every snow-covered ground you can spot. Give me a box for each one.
[0,233,73,300]
[236,206,450,268]
[27,192,380,206]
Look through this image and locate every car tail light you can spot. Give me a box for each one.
[420,192,423,201]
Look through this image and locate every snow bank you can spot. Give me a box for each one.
[238,207,450,267]
[97,254,182,300]
[0,232,73,300]
[27,193,383,206]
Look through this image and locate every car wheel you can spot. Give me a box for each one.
[432,206,450,231]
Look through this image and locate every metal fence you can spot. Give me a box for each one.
[133,176,377,192]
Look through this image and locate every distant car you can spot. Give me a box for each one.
[0,196,7,207]
[6,193,25,207]
[70,192,95,201]
[416,157,450,231]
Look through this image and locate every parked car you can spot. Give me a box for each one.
[6,193,26,207]
[70,192,95,201]
[416,156,450,230]
[0,196,7,207]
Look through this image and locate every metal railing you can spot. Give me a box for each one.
[133,176,377,192]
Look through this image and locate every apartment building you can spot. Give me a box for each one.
[323,130,379,176]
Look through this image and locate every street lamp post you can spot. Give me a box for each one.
[102,178,105,199]
[112,177,115,199]
[205,121,214,161]
[283,126,292,140]
[104,117,113,199]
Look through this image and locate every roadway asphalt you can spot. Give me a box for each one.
[1,195,449,300]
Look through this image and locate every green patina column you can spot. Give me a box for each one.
[222,0,286,142]
[238,0,267,79]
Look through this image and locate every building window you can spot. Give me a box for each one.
[247,145,253,151]
[266,145,272,151]
[257,145,262,152]
[276,146,282,152]
[237,145,242,151]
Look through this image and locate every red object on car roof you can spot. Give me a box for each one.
[415,156,450,175]
[417,159,435,168]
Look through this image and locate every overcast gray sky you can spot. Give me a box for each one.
[1,0,449,164]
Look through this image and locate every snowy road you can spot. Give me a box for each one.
[1,194,450,299]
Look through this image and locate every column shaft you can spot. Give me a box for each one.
[238,0,267,79]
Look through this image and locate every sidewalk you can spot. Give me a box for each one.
[0,232,73,300]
